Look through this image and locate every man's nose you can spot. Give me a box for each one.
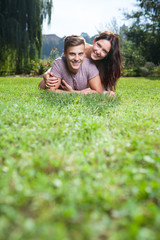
[74,54,79,61]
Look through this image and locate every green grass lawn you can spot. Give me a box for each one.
[0,76,160,240]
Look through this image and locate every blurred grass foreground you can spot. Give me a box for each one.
[0,76,160,240]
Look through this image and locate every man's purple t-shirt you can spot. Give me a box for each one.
[50,56,99,90]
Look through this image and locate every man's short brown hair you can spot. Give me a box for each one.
[64,35,85,52]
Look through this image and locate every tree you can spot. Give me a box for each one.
[98,17,120,35]
[0,0,53,74]
[124,0,160,64]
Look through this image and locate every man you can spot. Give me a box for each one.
[38,35,103,94]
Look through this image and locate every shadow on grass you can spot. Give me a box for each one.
[39,90,121,116]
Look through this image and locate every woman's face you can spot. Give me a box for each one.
[91,39,111,60]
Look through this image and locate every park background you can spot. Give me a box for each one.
[0,0,159,77]
[0,0,160,240]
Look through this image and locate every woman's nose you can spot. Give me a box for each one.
[96,49,101,56]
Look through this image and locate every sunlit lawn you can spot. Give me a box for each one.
[0,76,160,240]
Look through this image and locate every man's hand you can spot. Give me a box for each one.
[60,80,73,92]
[60,81,97,95]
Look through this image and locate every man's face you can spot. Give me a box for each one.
[64,44,85,74]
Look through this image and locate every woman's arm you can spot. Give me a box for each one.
[88,75,103,94]
[38,72,60,89]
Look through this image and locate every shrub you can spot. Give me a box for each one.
[152,65,160,76]
[144,62,156,71]
[122,67,140,77]
[30,48,59,75]
[137,62,159,77]
[122,62,160,77]
[139,67,149,76]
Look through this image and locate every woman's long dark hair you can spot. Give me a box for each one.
[94,31,122,91]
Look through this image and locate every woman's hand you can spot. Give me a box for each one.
[60,80,73,92]
[43,72,59,89]
[80,88,97,95]
[106,91,116,97]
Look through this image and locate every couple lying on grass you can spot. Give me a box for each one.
[39,31,122,96]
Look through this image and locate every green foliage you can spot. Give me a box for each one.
[0,76,160,239]
[138,62,157,77]
[30,49,59,75]
[123,0,160,65]
[42,35,64,58]
[121,40,145,68]
[138,67,149,77]
[120,23,160,77]
[153,65,160,76]
[0,0,53,74]
[30,59,51,76]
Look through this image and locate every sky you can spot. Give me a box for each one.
[42,0,138,37]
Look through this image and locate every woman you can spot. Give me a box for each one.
[43,30,122,95]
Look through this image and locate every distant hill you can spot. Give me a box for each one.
[42,33,96,59]
[44,34,61,44]
[42,34,64,59]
